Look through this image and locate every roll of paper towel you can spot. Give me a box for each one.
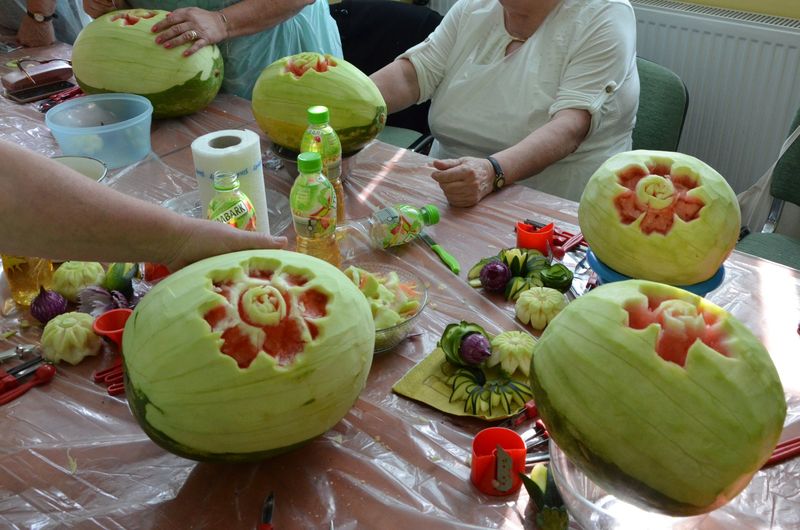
[191,129,271,234]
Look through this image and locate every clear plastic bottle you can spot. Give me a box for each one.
[206,171,257,231]
[290,152,341,267]
[300,105,345,224]
[351,204,440,249]
[0,255,54,307]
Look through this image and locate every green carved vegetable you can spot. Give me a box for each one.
[41,312,102,365]
[51,261,106,302]
[579,151,740,285]
[531,279,786,515]
[71,9,223,118]
[123,250,374,461]
[252,53,386,156]
[515,287,568,330]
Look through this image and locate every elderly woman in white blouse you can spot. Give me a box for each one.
[371,0,639,206]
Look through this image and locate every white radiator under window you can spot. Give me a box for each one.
[426,0,800,193]
[633,0,800,193]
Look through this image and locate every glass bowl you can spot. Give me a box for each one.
[549,440,707,530]
[351,262,428,355]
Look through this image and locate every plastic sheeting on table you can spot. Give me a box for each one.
[2,43,800,529]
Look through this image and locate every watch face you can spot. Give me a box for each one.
[494,176,505,190]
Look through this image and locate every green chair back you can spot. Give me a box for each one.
[770,107,800,208]
[632,58,689,152]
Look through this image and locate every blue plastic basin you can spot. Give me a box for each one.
[586,249,725,298]
[45,93,153,169]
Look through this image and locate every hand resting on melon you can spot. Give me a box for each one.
[0,140,287,271]
[83,0,315,56]
[370,0,639,206]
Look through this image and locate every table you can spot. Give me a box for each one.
[1,42,799,529]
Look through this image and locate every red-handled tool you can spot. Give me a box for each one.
[0,355,44,393]
[0,363,56,405]
[258,492,274,530]
[499,400,538,429]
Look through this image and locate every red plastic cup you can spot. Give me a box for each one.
[470,427,527,496]
[93,308,133,350]
[516,222,554,254]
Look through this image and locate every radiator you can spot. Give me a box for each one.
[633,0,800,192]
[426,0,800,193]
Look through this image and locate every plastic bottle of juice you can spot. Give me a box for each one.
[349,204,440,249]
[206,171,257,231]
[0,255,54,307]
[300,105,344,224]
[290,152,341,267]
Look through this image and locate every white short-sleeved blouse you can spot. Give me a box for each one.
[399,0,639,202]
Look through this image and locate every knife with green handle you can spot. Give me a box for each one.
[418,232,460,275]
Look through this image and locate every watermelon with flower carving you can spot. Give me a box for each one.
[578,151,740,285]
[531,280,785,515]
[122,250,374,461]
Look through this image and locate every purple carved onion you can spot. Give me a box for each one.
[30,287,69,324]
[479,260,511,293]
[460,332,492,365]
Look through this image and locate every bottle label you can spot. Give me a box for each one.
[370,205,424,248]
[290,174,337,238]
[301,126,342,182]
[208,195,257,231]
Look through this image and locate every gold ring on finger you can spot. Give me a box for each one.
[187,30,199,41]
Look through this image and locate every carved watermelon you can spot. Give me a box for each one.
[531,280,786,515]
[252,53,386,156]
[71,9,223,119]
[579,151,740,285]
[122,250,375,461]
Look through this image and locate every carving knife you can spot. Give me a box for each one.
[418,232,460,275]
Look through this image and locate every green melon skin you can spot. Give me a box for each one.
[122,250,375,462]
[252,53,387,156]
[530,280,785,516]
[71,10,223,119]
[579,151,740,285]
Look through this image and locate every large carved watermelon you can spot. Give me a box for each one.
[579,151,740,285]
[122,250,375,461]
[252,53,387,156]
[71,9,223,119]
[531,280,786,515]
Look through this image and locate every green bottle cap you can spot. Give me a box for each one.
[307,105,330,125]
[297,152,323,174]
[212,171,240,192]
[421,204,440,225]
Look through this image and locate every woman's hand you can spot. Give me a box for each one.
[82,0,128,18]
[430,157,495,207]
[151,7,227,57]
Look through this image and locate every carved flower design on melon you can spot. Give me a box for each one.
[110,10,156,25]
[203,269,328,368]
[625,295,729,367]
[613,161,706,235]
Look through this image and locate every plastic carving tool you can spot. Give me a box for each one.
[418,232,460,274]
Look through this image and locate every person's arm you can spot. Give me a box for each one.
[370,59,421,114]
[0,140,287,271]
[16,0,57,47]
[151,0,314,56]
[431,109,591,207]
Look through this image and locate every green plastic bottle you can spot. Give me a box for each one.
[360,204,440,249]
[290,152,340,267]
[300,105,344,224]
[206,172,257,231]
